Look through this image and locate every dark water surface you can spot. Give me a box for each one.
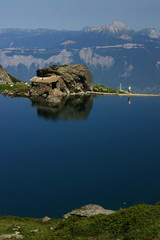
[0,94,160,218]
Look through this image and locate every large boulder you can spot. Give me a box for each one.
[36,64,93,93]
[63,204,115,219]
[0,65,20,84]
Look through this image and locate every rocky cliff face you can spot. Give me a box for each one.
[0,65,14,84]
[0,65,21,84]
[30,64,93,97]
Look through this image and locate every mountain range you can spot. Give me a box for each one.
[0,22,160,93]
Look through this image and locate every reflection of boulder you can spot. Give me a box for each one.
[31,95,93,120]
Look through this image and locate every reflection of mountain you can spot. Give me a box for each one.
[31,95,93,121]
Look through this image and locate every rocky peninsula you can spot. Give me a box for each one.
[1,64,160,100]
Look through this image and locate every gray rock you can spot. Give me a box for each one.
[63,204,115,219]
[0,66,13,84]
[42,216,51,222]
[7,91,14,97]
[0,232,23,239]
[93,87,99,92]
[1,90,9,96]
[24,92,30,97]
[12,227,21,232]
[30,229,39,233]
[0,65,20,85]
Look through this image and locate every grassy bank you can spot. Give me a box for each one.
[94,84,127,94]
[1,204,160,240]
[0,84,28,93]
[0,84,29,97]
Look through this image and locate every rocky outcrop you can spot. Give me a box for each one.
[0,227,23,240]
[0,65,20,84]
[42,216,51,223]
[30,64,93,97]
[63,204,115,219]
[0,65,14,84]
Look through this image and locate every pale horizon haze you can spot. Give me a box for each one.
[0,0,160,31]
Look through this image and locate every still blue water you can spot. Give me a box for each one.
[0,94,160,218]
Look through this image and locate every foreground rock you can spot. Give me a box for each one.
[63,204,115,219]
[42,216,51,223]
[30,64,93,98]
[0,232,23,239]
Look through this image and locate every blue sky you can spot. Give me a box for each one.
[0,0,160,30]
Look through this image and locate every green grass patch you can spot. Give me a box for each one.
[94,84,126,94]
[0,84,29,94]
[1,204,160,239]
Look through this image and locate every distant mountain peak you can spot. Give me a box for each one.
[148,29,160,39]
[86,21,130,33]
[139,28,160,39]
[107,22,130,32]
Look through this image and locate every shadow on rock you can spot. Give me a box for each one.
[30,95,93,121]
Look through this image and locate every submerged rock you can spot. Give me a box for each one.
[63,204,115,218]
[30,64,93,97]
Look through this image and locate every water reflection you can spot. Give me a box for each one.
[128,97,131,105]
[31,95,93,120]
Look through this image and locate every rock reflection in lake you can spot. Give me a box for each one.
[31,95,93,120]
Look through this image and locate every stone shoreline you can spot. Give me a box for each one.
[1,89,160,99]
[70,91,160,97]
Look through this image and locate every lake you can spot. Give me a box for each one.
[0,94,160,218]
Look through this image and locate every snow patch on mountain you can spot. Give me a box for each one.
[0,49,73,68]
[96,43,144,49]
[140,29,160,39]
[119,34,132,40]
[61,40,76,46]
[148,29,160,39]
[86,22,130,33]
[79,48,115,69]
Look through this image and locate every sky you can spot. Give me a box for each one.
[0,0,160,31]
